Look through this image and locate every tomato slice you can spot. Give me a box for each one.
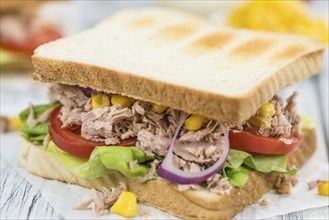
[229,130,302,154]
[49,106,137,159]
[0,28,62,54]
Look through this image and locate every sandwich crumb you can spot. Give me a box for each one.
[308,179,321,190]
[275,171,299,194]
[260,199,270,207]
[138,211,150,218]
[73,198,93,210]
[1,115,11,133]
[129,160,137,170]
[73,182,127,217]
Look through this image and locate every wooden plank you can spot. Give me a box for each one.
[0,158,64,220]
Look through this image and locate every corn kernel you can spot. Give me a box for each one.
[111,95,134,108]
[259,102,276,117]
[9,117,21,130]
[152,103,167,114]
[248,116,271,128]
[318,181,329,196]
[110,191,138,217]
[185,115,205,131]
[91,94,110,109]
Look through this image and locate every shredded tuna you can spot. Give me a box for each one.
[179,121,218,142]
[137,160,160,183]
[242,93,300,139]
[171,122,227,173]
[49,84,89,108]
[275,171,299,194]
[206,174,232,194]
[260,199,270,207]
[73,183,126,216]
[173,139,224,165]
[132,101,145,115]
[59,106,84,128]
[177,173,232,195]
[0,115,10,133]
[177,184,202,191]
[73,198,93,210]
[26,103,53,129]
[42,134,50,148]
[137,130,171,157]
[285,92,300,136]
[130,160,137,170]
[80,105,134,144]
[91,189,107,216]
[103,182,127,206]
[279,137,294,145]
[308,179,321,190]
[166,109,180,135]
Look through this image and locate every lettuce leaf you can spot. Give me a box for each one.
[19,103,59,142]
[222,165,249,188]
[223,149,297,187]
[299,113,315,131]
[46,141,152,179]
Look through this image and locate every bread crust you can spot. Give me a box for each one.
[32,8,324,123]
[19,128,316,219]
[0,0,45,13]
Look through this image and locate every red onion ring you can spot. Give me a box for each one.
[157,113,230,184]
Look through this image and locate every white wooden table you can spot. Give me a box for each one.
[1,1,328,219]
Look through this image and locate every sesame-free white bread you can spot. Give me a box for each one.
[32,7,324,123]
[19,129,316,219]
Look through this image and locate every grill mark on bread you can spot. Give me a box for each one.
[157,24,199,40]
[189,32,234,50]
[128,17,158,28]
[231,39,275,57]
[272,45,307,62]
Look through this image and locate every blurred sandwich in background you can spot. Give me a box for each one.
[0,0,63,72]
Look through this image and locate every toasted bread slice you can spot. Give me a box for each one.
[0,0,45,13]
[32,8,324,123]
[19,128,316,219]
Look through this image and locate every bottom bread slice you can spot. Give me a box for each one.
[18,129,316,219]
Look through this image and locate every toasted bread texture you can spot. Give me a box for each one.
[32,8,324,123]
[0,0,45,13]
[19,129,316,219]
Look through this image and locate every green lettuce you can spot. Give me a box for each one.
[223,149,297,187]
[299,113,315,131]
[46,141,152,179]
[19,103,59,143]
[222,165,249,188]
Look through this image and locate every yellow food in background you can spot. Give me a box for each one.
[110,191,139,217]
[229,0,328,44]
[9,117,21,130]
[91,94,110,109]
[318,181,329,196]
